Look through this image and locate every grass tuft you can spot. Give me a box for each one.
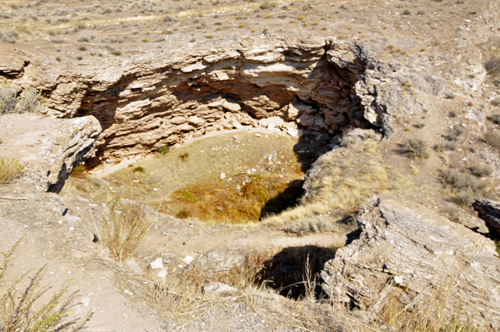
[102,200,155,262]
[0,158,24,184]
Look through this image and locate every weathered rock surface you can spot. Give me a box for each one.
[0,114,101,192]
[320,199,500,329]
[4,37,446,165]
[473,198,500,235]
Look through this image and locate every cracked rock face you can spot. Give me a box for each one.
[320,199,500,329]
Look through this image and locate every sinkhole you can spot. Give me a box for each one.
[59,40,377,223]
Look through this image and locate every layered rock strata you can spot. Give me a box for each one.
[5,37,430,165]
[320,199,500,329]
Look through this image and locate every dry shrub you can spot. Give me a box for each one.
[485,57,500,78]
[265,139,405,224]
[400,138,430,159]
[0,158,24,184]
[0,84,44,114]
[481,131,500,152]
[488,113,500,124]
[0,236,92,331]
[438,168,488,207]
[434,141,456,152]
[445,127,465,141]
[102,200,156,262]
[0,83,18,114]
[285,218,334,236]
[468,164,493,177]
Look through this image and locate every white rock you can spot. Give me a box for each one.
[183,255,195,265]
[150,257,164,269]
[203,282,237,294]
[394,275,403,285]
[157,268,168,278]
[221,172,226,179]
[287,128,298,137]
[81,297,91,307]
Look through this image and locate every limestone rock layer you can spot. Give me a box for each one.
[21,38,400,163]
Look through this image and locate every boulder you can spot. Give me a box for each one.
[320,199,500,329]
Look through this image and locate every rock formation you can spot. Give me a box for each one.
[2,37,447,166]
[320,199,500,329]
[0,114,101,192]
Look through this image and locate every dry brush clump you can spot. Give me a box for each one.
[438,168,489,207]
[400,138,430,159]
[0,83,44,114]
[101,200,156,262]
[285,218,334,236]
[0,158,24,184]
[0,236,92,331]
[481,131,500,153]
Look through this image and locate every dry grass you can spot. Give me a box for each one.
[114,249,276,326]
[0,236,92,331]
[0,158,24,184]
[434,141,457,152]
[101,200,156,262]
[264,139,406,225]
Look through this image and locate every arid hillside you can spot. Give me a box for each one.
[1,0,500,331]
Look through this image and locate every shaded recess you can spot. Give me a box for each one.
[254,245,337,300]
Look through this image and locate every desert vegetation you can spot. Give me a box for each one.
[0,158,23,184]
[0,83,44,114]
[0,237,92,331]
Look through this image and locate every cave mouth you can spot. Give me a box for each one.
[64,41,374,223]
